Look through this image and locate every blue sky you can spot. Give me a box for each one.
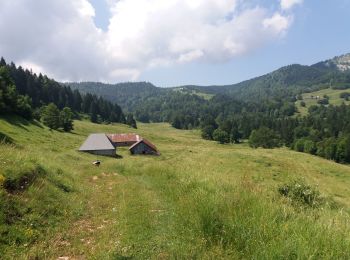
[90,0,350,86]
[0,0,349,86]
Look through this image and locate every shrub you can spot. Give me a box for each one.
[335,135,350,163]
[317,98,329,105]
[340,92,350,100]
[316,141,326,157]
[278,180,325,208]
[230,127,242,143]
[293,139,305,152]
[41,103,60,130]
[201,125,215,140]
[324,138,338,160]
[59,107,74,132]
[249,127,281,149]
[212,129,230,144]
[303,140,317,155]
[293,126,310,139]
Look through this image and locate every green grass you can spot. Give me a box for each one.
[172,88,214,100]
[1,116,350,258]
[296,87,350,115]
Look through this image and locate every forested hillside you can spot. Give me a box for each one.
[68,81,163,112]
[0,58,126,125]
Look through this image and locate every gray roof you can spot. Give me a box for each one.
[79,134,115,151]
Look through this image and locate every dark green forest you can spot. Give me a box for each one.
[0,58,127,129]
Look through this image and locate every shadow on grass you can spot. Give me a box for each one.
[2,114,45,130]
[115,154,123,159]
[2,115,30,131]
[31,120,44,128]
[0,131,14,144]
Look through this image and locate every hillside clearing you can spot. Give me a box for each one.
[1,117,350,258]
[296,87,350,115]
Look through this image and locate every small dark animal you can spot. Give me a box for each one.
[93,160,101,166]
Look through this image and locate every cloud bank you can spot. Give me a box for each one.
[0,0,301,82]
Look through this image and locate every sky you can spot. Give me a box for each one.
[0,0,349,87]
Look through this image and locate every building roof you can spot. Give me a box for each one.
[79,134,115,151]
[107,133,140,143]
[129,138,158,152]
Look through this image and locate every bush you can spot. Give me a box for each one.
[317,98,329,105]
[293,139,305,152]
[249,127,281,149]
[304,140,317,155]
[324,138,338,160]
[59,107,74,132]
[212,129,230,144]
[201,125,215,140]
[41,103,60,130]
[335,135,350,163]
[278,180,325,208]
[339,92,350,100]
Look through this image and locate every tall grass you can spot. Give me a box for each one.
[110,163,350,258]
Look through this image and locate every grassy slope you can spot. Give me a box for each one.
[1,117,350,258]
[172,88,214,100]
[296,87,350,115]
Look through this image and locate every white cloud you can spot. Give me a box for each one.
[263,13,292,34]
[280,0,303,10]
[0,0,298,82]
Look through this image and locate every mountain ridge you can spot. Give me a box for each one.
[67,53,350,114]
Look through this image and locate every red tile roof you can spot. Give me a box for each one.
[107,133,140,143]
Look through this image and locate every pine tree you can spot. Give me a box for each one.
[89,101,98,123]
[0,57,6,67]
[126,114,137,129]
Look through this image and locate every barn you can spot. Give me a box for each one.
[79,133,116,157]
[129,139,159,155]
[107,133,141,147]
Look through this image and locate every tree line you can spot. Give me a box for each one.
[202,102,350,164]
[0,58,136,129]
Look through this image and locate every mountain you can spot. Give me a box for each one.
[68,81,164,112]
[185,54,350,99]
[313,53,350,72]
[67,53,350,112]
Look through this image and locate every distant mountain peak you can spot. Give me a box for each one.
[331,53,350,71]
[314,53,350,72]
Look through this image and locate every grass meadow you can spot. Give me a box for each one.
[1,116,350,258]
[296,87,350,115]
